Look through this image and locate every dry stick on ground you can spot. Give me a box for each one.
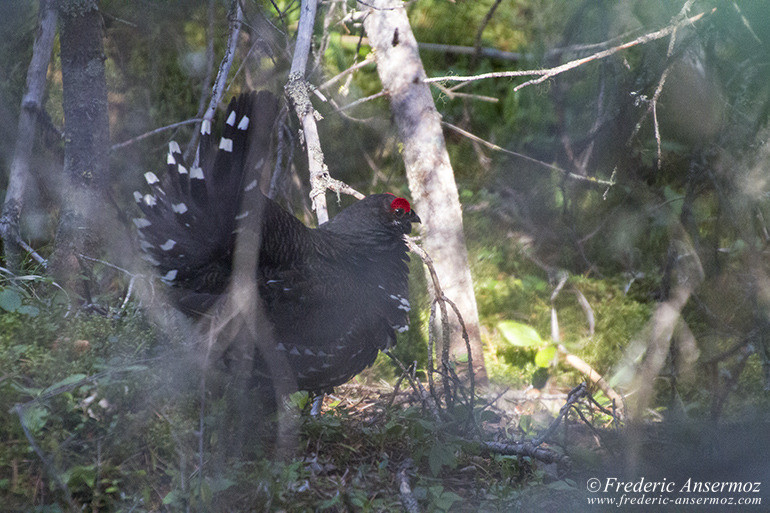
[424,8,713,90]
[533,382,589,446]
[479,440,567,467]
[396,458,420,513]
[78,254,141,312]
[386,352,441,422]
[547,270,624,413]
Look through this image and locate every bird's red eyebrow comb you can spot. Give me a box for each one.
[390,197,411,212]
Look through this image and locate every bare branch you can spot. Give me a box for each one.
[192,0,243,167]
[285,0,334,223]
[471,0,503,67]
[441,121,615,188]
[110,118,202,152]
[317,54,375,92]
[431,82,499,103]
[184,0,217,160]
[425,9,713,89]
[336,90,387,111]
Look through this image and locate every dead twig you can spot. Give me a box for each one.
[533,382,588,446]
[386,352,441,422]
[110,118,203,152]
[479,440,567,467]
[441,121,615,188]
[407,237,478,419]
[425,8,713,90]
[318,49,376,93]
[396,458,420,513]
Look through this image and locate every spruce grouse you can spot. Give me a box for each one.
[132,91,420,392]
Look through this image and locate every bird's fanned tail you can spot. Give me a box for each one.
[133,91,280,295]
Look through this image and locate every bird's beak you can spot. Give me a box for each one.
[409,210,421,224]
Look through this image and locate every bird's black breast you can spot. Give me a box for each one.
[255,234,411,391]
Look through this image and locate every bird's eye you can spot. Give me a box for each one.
[394,208,405,218]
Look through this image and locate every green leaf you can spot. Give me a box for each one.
[0,288,22,312]
[519,414,533,435]
[534,345,557,368]
[288,390,309,410]
[428,443,456,476]
[162,490,182,505]
[42,374,88,396]
[497,320,544,348]
[64,464,96,490]
[16,305,39,317]
[20,405,49,434]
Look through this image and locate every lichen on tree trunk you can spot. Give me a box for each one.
[361,0,487,382]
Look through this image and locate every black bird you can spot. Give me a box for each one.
[133,91,420,392]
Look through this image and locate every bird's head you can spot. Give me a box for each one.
[322,193,420,237]
[383,193,421,234]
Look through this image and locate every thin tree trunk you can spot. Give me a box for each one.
[361,0,487,382]
[50,0,111,300]
[0,0,57,271]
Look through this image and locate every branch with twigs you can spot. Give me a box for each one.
[424,8,714,90]
[627,0,698,169]
[406,237,477,420]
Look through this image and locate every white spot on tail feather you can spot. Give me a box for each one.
[190,167,204,179]
[133,218,151,229]
[160,239,176,251]
[226,111,236,126]
[142,254,160,266]
[169,141,181,154]
[161,269,178,282]
[144,172,159,185]
[176,164,188,175]
[167,152,176,165]
[237,115,249,130]
[133,191,142,202]
[172,203,188,214]
[219,138,233,152]
[244,179,258,192]
[201,119,211,135]
[143,194,157,207]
